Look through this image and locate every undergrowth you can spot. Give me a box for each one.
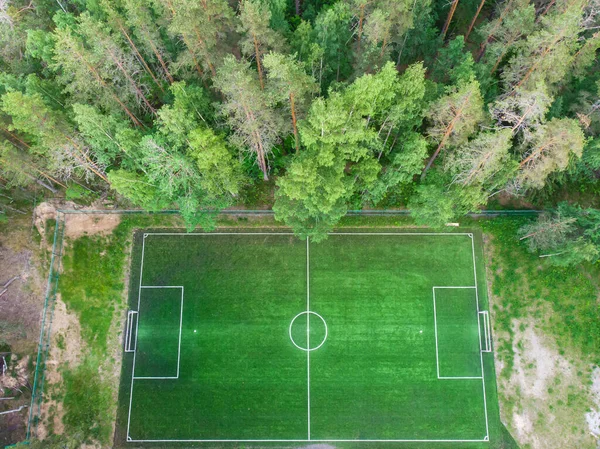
[480,217,600,377]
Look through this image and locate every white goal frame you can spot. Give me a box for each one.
[125,232,491,444]
[124,311,137,353]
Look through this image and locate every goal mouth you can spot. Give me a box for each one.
[288,311,328,352]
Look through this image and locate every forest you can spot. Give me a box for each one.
[1,0,600,263]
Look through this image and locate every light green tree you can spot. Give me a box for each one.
[187,127,245,199]
[274,92,380,240]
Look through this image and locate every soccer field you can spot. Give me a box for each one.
[117,231,503,446]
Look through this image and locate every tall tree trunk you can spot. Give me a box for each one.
[242,104,269,180]
[421,92,474,179]
[441,0,460,40]
[290,92,299,153]
[511,33,564,93]
[476,0,514,61]
[253,34,265,90]
[536,0,555,22]
[71,48,143,126]
[25,174,57,193]
[118,23,165,93]
[145,32,175,83]
[357,4,366,54]
[105,47,157,115]
[0,128,30,149]
[193,27,216,77]
[465,0,486,41]
[295,0,302,15]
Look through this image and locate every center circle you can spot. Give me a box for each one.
[289,311,328,351]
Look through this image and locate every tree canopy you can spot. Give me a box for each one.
[0,0,598,252]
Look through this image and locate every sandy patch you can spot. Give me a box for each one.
[33,202,121,242]
[63,213,120,240]
[38,294,84,439]
[483,233,597,449]
[586,367,600,441]
[495,317,594,448]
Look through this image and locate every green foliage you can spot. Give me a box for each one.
[65,184,95,204]
[62,358,113,444]
[481,217,600,362]
[518,203,600,265]
[431,36,475,86]
[0,0,597,240]
[107,169,169,210]
[59,234,126,353]
[187,127,245,198]
[274,91,380,240]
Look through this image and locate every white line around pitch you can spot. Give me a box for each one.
[471,236,490,440]
[127,438,489,443]
[306,237,311,441]
[126,233,146,440]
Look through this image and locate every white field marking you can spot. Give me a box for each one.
[126,231,489,443]
[289,312,328,352]
[126,233,146,441]
[471,236,490,441]
[124,311,138,352]
[127,438,489,443]
[143,232,473,236]
[432,287,482,380]
[144,232,295,236]
[306,238,311,440]
[328,233,472,236]
[132,286,184,380]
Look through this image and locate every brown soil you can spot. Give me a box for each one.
[33,201,121,241]
[0,215,46,445]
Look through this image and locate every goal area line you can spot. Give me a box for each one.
[125,231,491,443]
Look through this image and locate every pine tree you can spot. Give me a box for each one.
[51,26,144,126]
[1,91,109,183]
[422,80,486,178]
[491,85,552,136]
[76,13,157,115]
[122,0,176,84]
[263,52,318,152]
[476,2,536,74]
[445,128,515,188]
[159,0,234,78]
[516,117,585,190]
[238,0,285,90]
[501,0,587,93]
[213,55,285,180]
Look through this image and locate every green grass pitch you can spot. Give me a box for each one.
[116,231,508,447]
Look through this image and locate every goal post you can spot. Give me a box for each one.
[479,311,492,353]
[125,311,138,353]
